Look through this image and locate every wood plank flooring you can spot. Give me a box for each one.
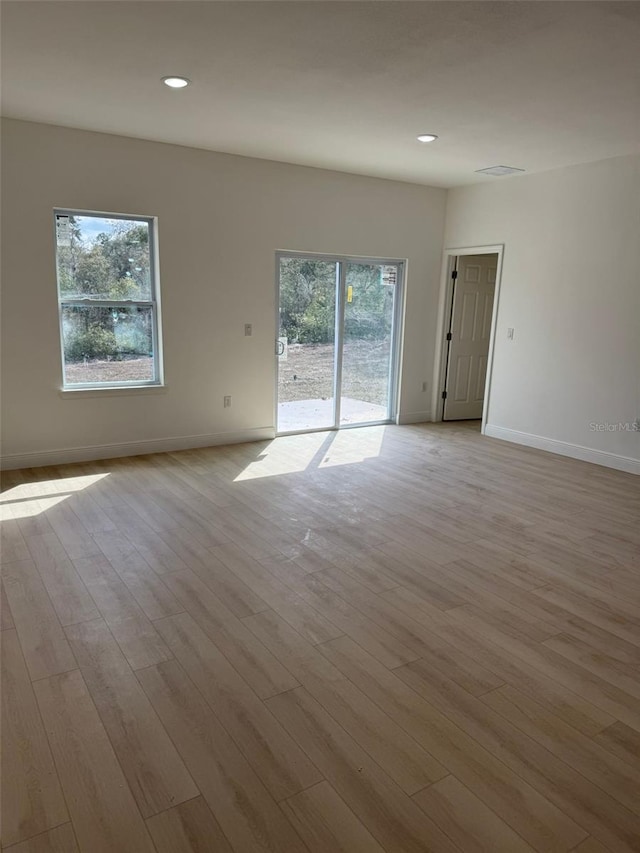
[1,421,639,852]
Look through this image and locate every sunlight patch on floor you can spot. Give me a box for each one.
[0,473,110,502]
[316,426,385,468]
[0,494,70,521]
[234,426,386,481]
[0,473,110,519]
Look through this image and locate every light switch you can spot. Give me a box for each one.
[507,327,515,340]
[244,324,252,336]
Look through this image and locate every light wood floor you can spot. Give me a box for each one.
[2,422,640,853]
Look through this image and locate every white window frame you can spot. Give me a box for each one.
[54,208,164,390]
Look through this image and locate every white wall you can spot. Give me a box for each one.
[1,119,446,466]
[444,154,640,472]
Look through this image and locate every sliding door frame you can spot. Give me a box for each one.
[275,250,405,435]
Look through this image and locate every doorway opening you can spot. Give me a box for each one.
[276,253,404,434]
[434,246,503,430]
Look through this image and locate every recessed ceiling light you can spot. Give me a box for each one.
[162,76,190,89]
[417,134,438,143]
[476,165,525,176]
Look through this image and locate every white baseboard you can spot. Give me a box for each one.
[397,410,432,425]
[484,424,640,475]
[0,427,276,470]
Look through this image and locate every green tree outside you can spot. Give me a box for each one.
[279,258,392,344]
[57,216,152,362]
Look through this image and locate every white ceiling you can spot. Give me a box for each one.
[2,1,639,187]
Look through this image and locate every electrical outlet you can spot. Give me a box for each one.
[507,327,515,340]
[224,396,232,408]
[244,324,252,336]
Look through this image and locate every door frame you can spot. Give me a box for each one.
[432,244,504,433]
[274,250,406,435]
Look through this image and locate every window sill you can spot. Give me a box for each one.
[59,385,167,399]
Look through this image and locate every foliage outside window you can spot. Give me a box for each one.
[279,258,394,344]
[55,210,162,388]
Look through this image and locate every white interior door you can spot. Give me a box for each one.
[443,254,496,420]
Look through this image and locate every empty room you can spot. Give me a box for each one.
[1,2,639,852]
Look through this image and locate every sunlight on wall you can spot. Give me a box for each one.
[0,473,110,520]
[234,427,386,481]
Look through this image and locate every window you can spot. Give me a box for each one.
[54,210,162,388]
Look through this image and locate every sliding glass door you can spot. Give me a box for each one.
[277,258,338,432]
[276,253,403,434]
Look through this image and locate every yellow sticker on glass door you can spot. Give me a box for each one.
[347,285,353,303]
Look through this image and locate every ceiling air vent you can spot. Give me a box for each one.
[475,165,525,177]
